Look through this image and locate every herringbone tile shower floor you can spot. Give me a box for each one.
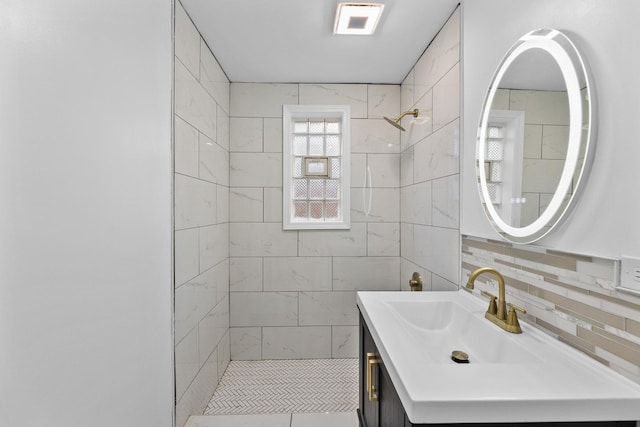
[204,359,359,415]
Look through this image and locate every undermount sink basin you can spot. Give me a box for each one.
[357,290,640,424]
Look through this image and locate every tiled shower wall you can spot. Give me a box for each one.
[400,8,461,291]
[228,83,402,360]
[174,3,231,425]
[462,235,640,382]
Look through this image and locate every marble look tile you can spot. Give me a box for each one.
[217,106,230,151]
[291,411,359,427]
[263,187,282,222]
[230,118,263,152]
[229,188,263,222]
[175,327,199,400]
[366,154,400,188]
[186,414,291,427]
[413,225,459,284]
[175,60,217,141]
[174,3,200,79]
[199,133,229,185]
[367,85,401,119]
[262,326,331,359]
[175,228,199,287]
[199,224,229,272]
[298,223,366,256]
[522,159,564,193]
[542,125,569,159]
[402,90,433,151]
[351,119,400,153]
[400,223,414,262]
[433,63,460,131]
[230,327,262,360]
[367,223,400,256]
[230,153,282,187]
[492,89,510,110]
[175,267,217,342]
[351,188,399,222]
[263,118,283,153]
[401,69,415,113]
[400,147,414,187]
[432,174,460,229]
[216,185,229,224]
[331,326,359,358]
[414,7,459,103]
[432,274,459,291]
[510,89,569,126]
[263,257,332,291]
[230,223,297,257]
[413,119,460,182]
[215,258,229,304]
[175,174,217,230]
[230,257,263,292]
[333,257,401,291]
[217,331,231,377]
[299,84,367,118]
[524,124,543,158]
[230,292,298,327]
[401,182,431,225]
[299,291,358,326]
[198,297,229,362]
[350,154,367,188]
[176,351,219,427]
[231,83,298,118]
[175,115,199,178]
[200,39,230,114]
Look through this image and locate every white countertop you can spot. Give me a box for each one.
[357,290,640,424]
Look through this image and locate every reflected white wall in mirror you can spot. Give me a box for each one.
[476,28,595,244]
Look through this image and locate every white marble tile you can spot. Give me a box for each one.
[200,39,230,114]
[299,84,367,118]
[299,291,358,326]
[432,274,459,291]
[198,297,229,362]
[298,223,366,256]
[231,83,298,118]
[217,106,230,151]
[401,182,431,225]
[230,292,298,327]
[230,222,297,257]
[510,89,569,126]
[367,223,400,256]
[492,88,510,110]
[175,174,217,230]
[400,146,414,187]
[333,257,401,291]
[262,326,331,359]
[413,225,459,284]
[230,153,282,187]
[367,85,401,119]
[351,119,400,153]
[432,174,460,229]
[199,224,229,272]
[230,117,263,152]
[350,154,367,188]
[175,268,217,342]
[176,351,218,427]
[175,60,217,141]
[263,187,282,222]
[524,124,543,158]
[230,257,262,292]
[230,327,262,360]
[175,115,199,178]
[414,7,460,102]
[351,188,399,222]
[366,153,400,188]
[402,90,433,151]
[331,326,359,358]
[401,223,414,262]
[291,411,359,427]
[400,258,431,291]
[174,3,200,79]
[199,133,229,185]
[175,228,199,287]
[413,118,460,182]
[263,257,332,291]
[216,185,229,224]
[401,69,415,113]
[229,188,263,222]
[542,125,569,159]
[263,118,283,153]
[217,331,231,376]
[175,326,200,401]
[215,258,229,304]
[433,63,460,131]
[522,158,564,193]
[186,414,291,427]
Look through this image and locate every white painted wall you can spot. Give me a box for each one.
[461,0,640,259]
[0,1,174,426]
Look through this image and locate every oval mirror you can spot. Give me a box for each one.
[476,28,596,244]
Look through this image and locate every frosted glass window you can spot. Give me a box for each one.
[283,105,350,229]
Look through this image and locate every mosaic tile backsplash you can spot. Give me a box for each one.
[462,235,640,383]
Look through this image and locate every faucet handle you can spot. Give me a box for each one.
[481,291,498,315]
[507,302,526,315]
[506,302,526,333]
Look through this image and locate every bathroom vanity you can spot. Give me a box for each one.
[357,291,640,427]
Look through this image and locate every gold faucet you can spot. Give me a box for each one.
[465,267,526,334]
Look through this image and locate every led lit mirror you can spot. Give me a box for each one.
[476,29,595,244]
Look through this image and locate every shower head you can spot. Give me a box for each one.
[383,109,419,132]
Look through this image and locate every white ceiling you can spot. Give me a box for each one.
[180,0,460,84]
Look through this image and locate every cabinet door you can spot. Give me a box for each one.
[378,362,405,427]
[360,317,379,427]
